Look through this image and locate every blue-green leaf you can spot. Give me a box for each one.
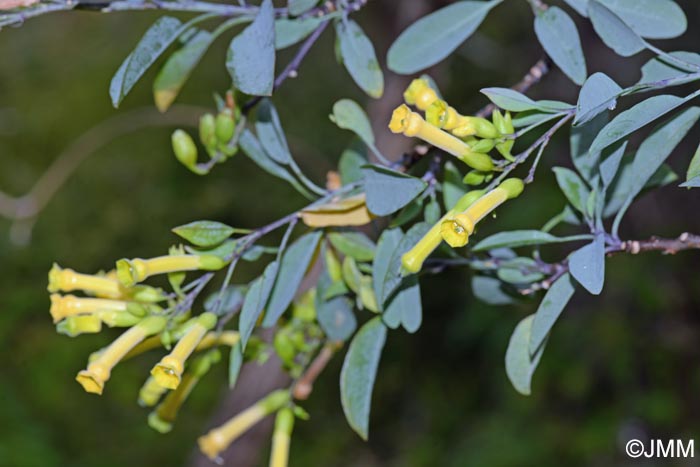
[481,88,572,112]
[227,0,276,96]
[534,6,587,85]
[110,17,183,108]
[574,73,622,125]
[506,314,546,396]
[472,275,515,306]
[383,276,422,333]
[372,228,402,310]
[588,0,645,57]
[362,165,427,216]
[339,140,368,185]
[387,0,502,74]
[340,317,387,440]
[263,231,323,326]
[684,143,700,184]
[275,17,323,49]
[473,230,591,251]
[382,223,430,304]
[596,0,687,39]
[172,220,235,247]
[288,0,318,16]
[638,52,700,85]
[335,19,384,99]
[330,99,375,148]
[605,161,676,217]
[553,167,590,215]
[568,235,605,295]
[256,99,292,165]
[588,95,687,156]
[228,342,243,388]
[571,112,608,181]
[442,161,467,210]
[529,273,575,354]
[316,295,356,341]
[599,141,627,188]
[329,231,376,262]
[239,261,279,349]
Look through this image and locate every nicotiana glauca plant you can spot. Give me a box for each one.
[3,0,700,463]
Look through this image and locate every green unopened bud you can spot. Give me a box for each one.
[274,332,296,366]
[469,138,496,153]
[199,114,217,151]
[492,109,507,135]
[215,110,236,145]
[172,130,198,168]
[453,116,499,139]
[57,314,102,337]
[496,140,515,161]
[463,170,488,186]
[453,190,486,212]
[458,151,494,172]
[499,178,525,199]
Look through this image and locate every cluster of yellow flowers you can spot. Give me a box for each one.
[389,79,524,274]
[47,253,298,464]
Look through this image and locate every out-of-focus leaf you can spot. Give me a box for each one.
[340,317,387,440]
[497,258,545,285]
[316,294,356,342]
[256,99,292,165]
[472,275,515,305]
[424,198,441,224]
[596,0,687,39]
[588,0,645,57]
[275,16,323,49]
[473,230,592,251]
[154,30,212,112]
[529,274,576,353]
[329,230,376,262]
[229,342,243,388]
[383,276,422,332]
[362,165,427,216]
[442,161,467,210]
[262,231,322,326]
[339,140,368,185]
[335,19,383,98]
[342,256,362,294]
[574,73,622,125]
[110,16,183,107]
[568,235,605,295]
[372,228,402,310]
[288,0,318,16]
[239,261,279,349]
[172,220,235,247]
[685,143,700,184]
[226,0,276,96]
[506,314,546,395]
[205,284,246,315]
[534,6,587,85]
[382,223,430,303]
[387,0,502,74]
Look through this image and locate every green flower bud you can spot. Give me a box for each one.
[172,130,198,168]
[458,151,494,172]
[199,114,217,151]
[215,110,236,145]
[469,138,496,153]
[499,178,525,199]
[463,170,488,186]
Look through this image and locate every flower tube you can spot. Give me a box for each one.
[269,408,295,467]
[48,264,121,298]
[116,255,226,287]
[198,390,290,461]
[76,315,167,395]
[49,294,147,323]
[403,78,439,111]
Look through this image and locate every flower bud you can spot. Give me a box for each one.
[56,314,102,337]
[172,130,198,168]
[269,408,295,467]
[215,109,236,145]
[199,114,217,151]
[403,78,438,111]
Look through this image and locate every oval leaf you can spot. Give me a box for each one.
[316,295,357,342]
[239,261,279,349]
[330,99,375,147]
[275,17,323,49]
[335,19,384,98]
[372,228,403,309]
[568,234,605,295]
[552,167,591,214]
[481,88,572,112]
[329,231,376,262]
[362,165,427,217]
[506,314,546,396]
[588,0,645,57]
[226,0,276,96]
[387,0,502,74]
[534,6,587,85]
[473,230,591,251]
[340,317,387,440]
[596,0,687,39]
[529,273,576,354]
[574,72,622,125]
[172,220,235,247]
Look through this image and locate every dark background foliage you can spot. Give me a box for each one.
[1,1,700,465]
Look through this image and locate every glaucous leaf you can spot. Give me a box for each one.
[263,231,323,326]
[362,165,427,216]
[330,99,375,148]
[288,0,318,16]
[382,276,422,333]
[340,317,387,440]
[387,0,502,74]
[339,139,368,185]
[381,223,430,303]
[317,295,357,342]
[599,141,627,188]
[110,16,183,108]
[335,19,384,98]
[472,275,515,306]
[329,231,376,262]
[473,230,592,251]
[571,112,608,181]
[528,273,576,357]
[275,17,323,49]
[596,0,687,39]
[481,88,572,112]
[205,284,246,316]
[588,95,687,156]
[226,0,276,96]
[256,99,292,165]
[568,235,605,295]
[228,342,243,388]
[553,167,591,214]
[506,314,546,396]
[685,143,700,184]
[534,6,587,85]
[442,161,467,210]
[587,0,645,57]
[239,261,279,349]
[372,228,402,309]
[638,52,700,85]
[574,72,622,125]
[604,161,676,217]
[497,258,545,285]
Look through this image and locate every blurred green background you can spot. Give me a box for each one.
[2,1,700,466]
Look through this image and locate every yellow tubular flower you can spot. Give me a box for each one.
[198,390,290,461]
[76,315,167,395]
[116,255,226,287]
[401,190,485,274]
[389,105,494,172]
[149,350,221,433]
[138,376,169,408]
[403,78,439,111]
[269,408,295,467]
[49,294,146,324]
[48,264,121,298]
[151,313,218,390]
[441,179,524,248]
